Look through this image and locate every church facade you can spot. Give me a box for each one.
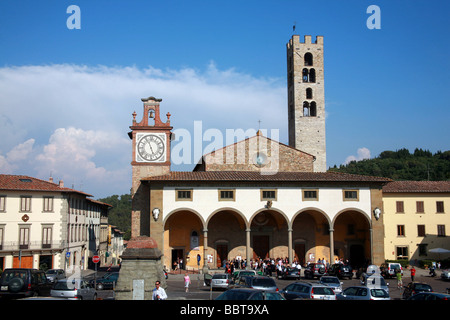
[128,35,390,271]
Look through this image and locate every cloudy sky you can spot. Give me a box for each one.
[0,1,449,199]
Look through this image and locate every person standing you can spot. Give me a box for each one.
[152,281,167,300]
[410,266,416,282]
[184,273,191,293]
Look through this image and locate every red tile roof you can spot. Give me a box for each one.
[383,181,450,193]
[142,171,391,183]
[0,174,92,196]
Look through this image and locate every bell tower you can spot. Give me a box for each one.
[287,35,326,172]
[129,97,172,238]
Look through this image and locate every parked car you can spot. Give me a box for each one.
[50,278,97,300]
[336,286,390,300]
[45,269,66,283]
[407,292,450,301]
[278,267,301,280]
[282,281,336,300]
[441,269,450,281]
[216,288,285,300]
[0,268,52,298]
[327,264,353,279]
[360,273,389,293]
[319,276,343,294]
[304,263,327,279]
[402,282,433,300]
[211,273,232,290]
[234,276,278,291]
[90,272,119,290]
[380,262,403,278]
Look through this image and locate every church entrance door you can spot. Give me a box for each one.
[216,244,228,268]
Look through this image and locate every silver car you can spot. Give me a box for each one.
[51,278,97,300]
[211,273,232,290]
[319,276,343,294]
[337,286,390,300]
[45,269,66,283]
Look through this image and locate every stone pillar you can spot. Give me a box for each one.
[115,236,166,300]
[246,228,251,270]
[288,228,293,265]
[202,229,209,274]
[329,228,334,264]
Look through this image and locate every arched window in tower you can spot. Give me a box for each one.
[304,53,313,66]
[302,68,309,82]
[306,88,313,99]
[309,69,316,83]
[310,102,317,117]
[303,101,310,116]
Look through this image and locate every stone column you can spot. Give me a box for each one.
[202,229,209,274]
[246,228,251,270]
[288,228,293,265]
[329,228,334,264]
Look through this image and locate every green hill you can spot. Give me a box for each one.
[328,148,450,181]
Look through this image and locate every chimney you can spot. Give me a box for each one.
[49,177,54,183]
[59,180,64,188]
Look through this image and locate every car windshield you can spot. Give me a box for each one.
[213,274,228,279]
[216,290,253,300]
[321,277,339,284]
[46,270,57,274]
[313,287,335,295]
[414,284,432,291]
[264,292,285,300]
[1,270,27,284]
[53,280,79,290]
[252,278,275,287]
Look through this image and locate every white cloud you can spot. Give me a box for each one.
[0,63,286,198]
[344,147,371,164]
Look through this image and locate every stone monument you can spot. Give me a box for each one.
[114,236,167,300]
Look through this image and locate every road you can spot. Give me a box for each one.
[87,267,450,300]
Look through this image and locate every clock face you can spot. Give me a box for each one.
[136,133,166,162]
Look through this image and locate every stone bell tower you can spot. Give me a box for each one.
[287,35,326,172]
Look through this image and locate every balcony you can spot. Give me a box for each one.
[0,240,68,252]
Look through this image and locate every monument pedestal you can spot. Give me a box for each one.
[114,236,167,300]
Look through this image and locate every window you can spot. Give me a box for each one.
[176,189,192,201]
[304,52,313,66]
[396,246,408,260]
[343,190,359,201]
[437,225,446,237]
[416,201,424,213]
[43,197,54,212]
[19,226,30,249]
[418,244,427,256]
[42,226,52,248]
[0,196,5,212]
[306,88,313,99]
[20,196,31,212]
[303,189,318,201]
[417,225,425,237]
[219,189,235,201]
[396,201,404,213]
[261,189,277,201]
[397,225,405,237]
[436,201,445,213]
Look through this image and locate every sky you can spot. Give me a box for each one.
[0,0,449,199]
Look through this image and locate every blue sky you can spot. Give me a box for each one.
[0,0,449,198]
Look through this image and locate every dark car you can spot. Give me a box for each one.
[278,267,301,280]
[90,272,119,290]
[327,264,353,279]
[407,292,450,301]
[402,282,433,300]
[216,288,285,300]
[0,268,52,298]
[304,263,327,279]
[282,281,336,300]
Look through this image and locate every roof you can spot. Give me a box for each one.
[382,181,450,193]
[0,174,92,197]
[142,171,391,183]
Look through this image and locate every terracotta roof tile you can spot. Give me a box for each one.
[383,181,450,193]
[142,171,391,183]
[0,174,92,196]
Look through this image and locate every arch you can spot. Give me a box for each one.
[206,207,248,229]
[303,101,310,116]
[306,88,313,99]
[304,52,313,66]
[163,207,206,229]
[310,101,317,117]
[331,207,371,228]
[302,68,309,82]
[309,68,316,83]
[249,207,289,229]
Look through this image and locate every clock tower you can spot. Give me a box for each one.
[129,96,172,238]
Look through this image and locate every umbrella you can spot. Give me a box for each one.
[429,248,450,261]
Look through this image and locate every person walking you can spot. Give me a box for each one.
[396,269,403,290]
[184,273,191,293]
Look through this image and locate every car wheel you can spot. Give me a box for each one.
[93,293,97,300]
